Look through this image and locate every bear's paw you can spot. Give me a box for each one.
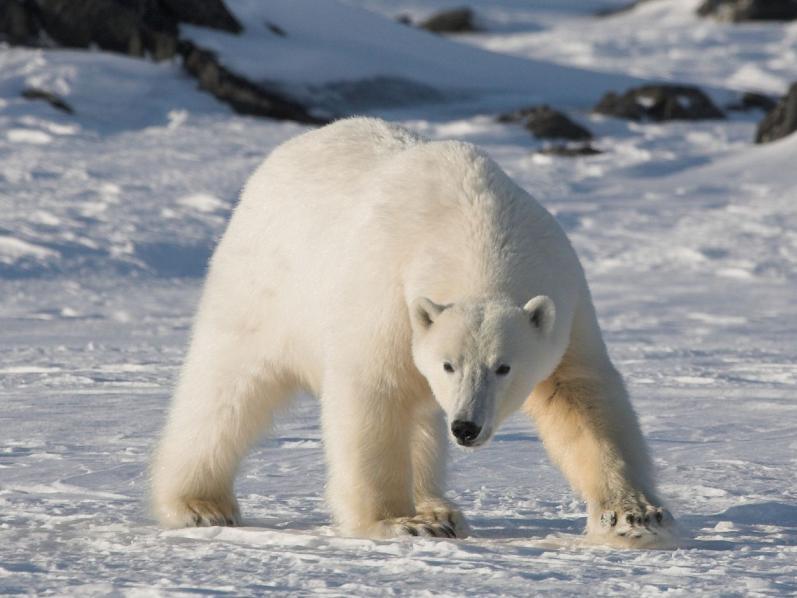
[414,499,471,538]
[384,516,458,539]
[589,497,677,548]
[156,496,241,528]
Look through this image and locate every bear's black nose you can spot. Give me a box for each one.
[451,420,481,446]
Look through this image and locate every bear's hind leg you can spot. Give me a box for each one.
[411,404,470,538]
[151,343,296,528]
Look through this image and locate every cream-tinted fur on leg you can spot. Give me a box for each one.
[525,296,673,546]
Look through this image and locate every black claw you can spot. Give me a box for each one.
[655,511,664,524]
[423,525,436,537]
[601,511,618,527]
[226,518,235,526]
[625,513,635,525]
[440,524,456,538]
[402,525,419,536]
[192,514,202,526]
[643,514,651,524]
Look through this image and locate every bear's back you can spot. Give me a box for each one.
[258,117,422,190]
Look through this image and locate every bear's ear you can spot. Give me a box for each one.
[410,297,447,331]
[523,295,555,336]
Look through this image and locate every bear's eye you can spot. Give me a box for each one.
[495,364,511,376]
[443,362,455,373]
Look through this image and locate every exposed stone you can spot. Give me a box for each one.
[755,83,797,143]
[593,84,725,121]
[538,144,602,157]
[22,87,74,113]
[419,7,477,33]
[28,1,242,59]
[0,0,41,45]
[178,41,326,124]
[499,105,593,141]
[698,0,797,21]
[726,91,778,112]
[34,0,179,60]
[1,1,321,125]
[159,0,242,33]
[265,21,285,37]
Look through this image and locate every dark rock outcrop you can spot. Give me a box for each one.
[3,0,240,60]
[594,85,725,121]
[1,0,324,125]
[34,0,179,60]
[179,41,326,124]
[22,87,74,113]
[726,91,778,112]
[159,0,241,33]
[499,105,593,141]
[755,83,797,143]
[265,21,286,37]
[538,144,602,157]
[698,0,797,21]
[0,0,41,45]
[419,7,477,33]
[30,0,242,58]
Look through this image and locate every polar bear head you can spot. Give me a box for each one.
[410,296,555,447]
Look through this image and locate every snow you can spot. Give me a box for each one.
[1,0,796,595]
[180,0,645,111]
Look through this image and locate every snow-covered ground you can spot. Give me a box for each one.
[1,1,796,595]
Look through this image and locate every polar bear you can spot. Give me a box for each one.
[151,117,672,545]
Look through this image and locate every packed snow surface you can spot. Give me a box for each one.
[1,1,796,595]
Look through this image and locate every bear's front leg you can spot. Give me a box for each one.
[320,377,458,539]
[524,337,675,547]
[410,404,470,538]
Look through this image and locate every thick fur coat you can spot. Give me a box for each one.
[151,118,673,546]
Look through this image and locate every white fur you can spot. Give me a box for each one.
[151,117,673,545]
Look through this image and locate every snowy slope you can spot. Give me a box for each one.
[1,1,796,596]
[180,0,644,110]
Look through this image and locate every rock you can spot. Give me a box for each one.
[159,0,242,33]
[755,83,797,143]
[29,1,242,60]
[726,91,778,112]
[593,84,725,121]
[499,105,593,141]
[0,0,41,45]
[21,87,74,113]
[265,21,285,36]
[1,1,320,125]
[34,0,180,60]
[419,7,477,33]
[178,41,327,125]
[698,0,797,21]
[538,144,602,157]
